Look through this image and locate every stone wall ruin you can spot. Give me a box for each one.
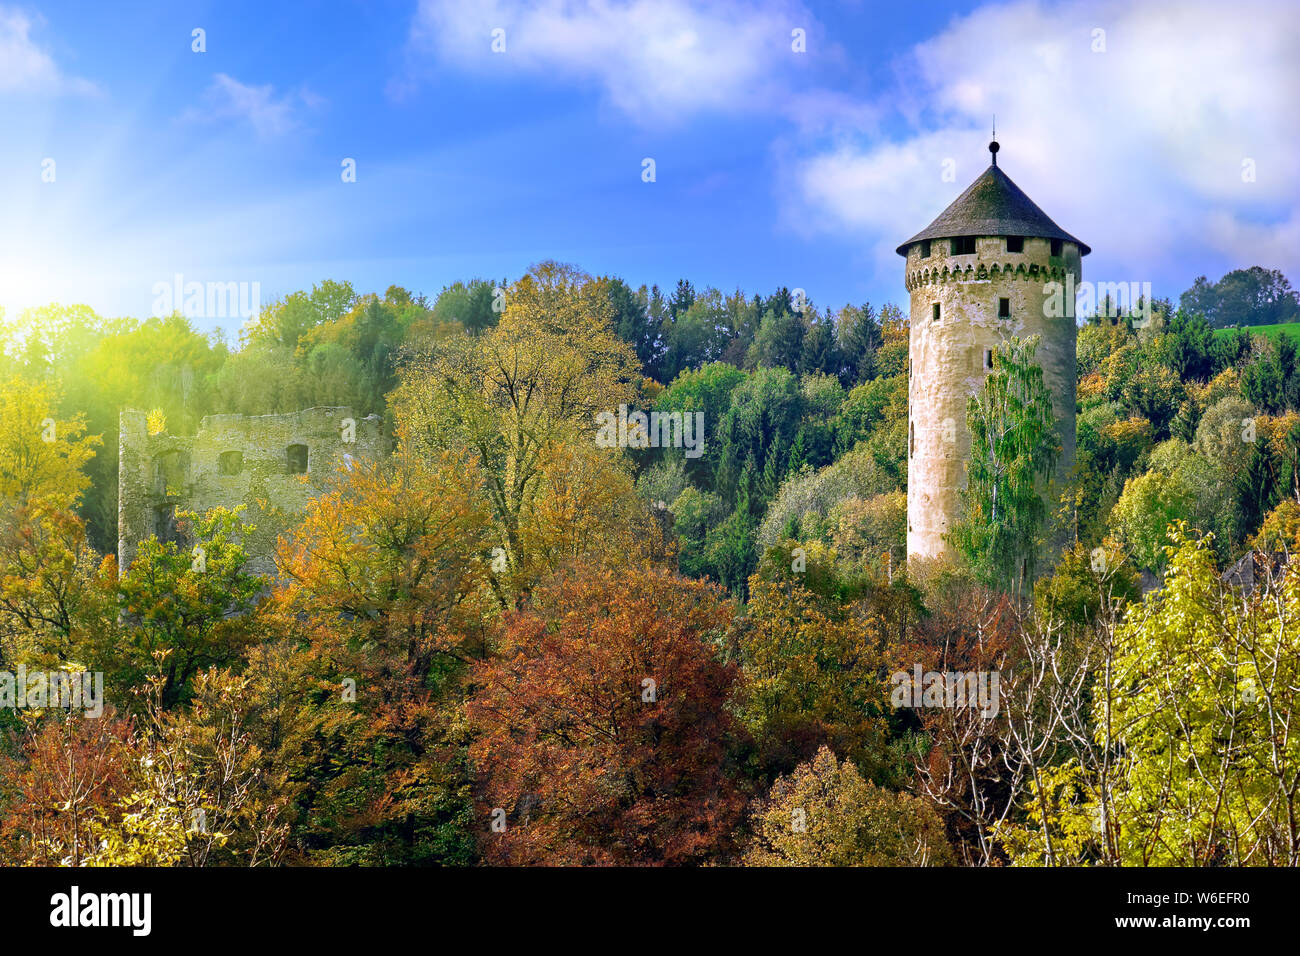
[118,406,387,577]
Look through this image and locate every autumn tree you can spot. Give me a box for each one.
[902,572,1022,865]
[0,376,99,507]
[241,279,358,350]
[1000,528,1300,866]
[0,497,107,667]
[260,449,499,864]
[391,261,641,604]
[994,539,1136,866]
[514,441,668,594]
[78,667,290,866]
[1092,529,1300,865]
[1108,439,1223,571]
[1250,498,1300,553]
[733,543,893,781]
[277,449,495,665]
[469,565,746,865]
[110,508,264,707]
[0,709,137,865]
[743,746,953,866]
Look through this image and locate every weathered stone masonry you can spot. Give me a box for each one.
[118,406,387,576]
[899,142,1088,564]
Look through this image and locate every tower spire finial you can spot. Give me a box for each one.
[989,116,999,167]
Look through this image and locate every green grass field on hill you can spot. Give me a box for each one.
[1214,322,1300,341]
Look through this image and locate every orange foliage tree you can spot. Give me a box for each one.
[0,710,137,865]
[263,449,496,863]
[469,564,747,865]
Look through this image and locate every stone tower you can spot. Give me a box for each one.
[899,139,1089,564]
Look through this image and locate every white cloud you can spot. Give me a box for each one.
[0,7,97,95]
[786,0,1300,288]
[406,0,811,122]
[186,74,320,138]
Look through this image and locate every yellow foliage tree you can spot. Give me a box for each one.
[391,261,642,602]
[744,746,953,866]
[0,377,99,506]
[515,441,668,588]
[1250,499,1300,553]
[736,561,892,778]
[276,449,496,661]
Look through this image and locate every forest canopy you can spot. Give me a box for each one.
[1,261,1299,867]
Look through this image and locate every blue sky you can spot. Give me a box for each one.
[1,0,1296,336]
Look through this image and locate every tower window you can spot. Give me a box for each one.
[1050,238,1063,257]
[218,450,243,476]
[919,240,931,258]
[1006,236,1024,253]
[998,297,1010,318]
[950,236,976,255]
[932,303,941,323]
[909,422,915,458]
[287,444,309,474]
[984,348,994,370]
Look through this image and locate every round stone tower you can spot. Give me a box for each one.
[899,140,1089,565]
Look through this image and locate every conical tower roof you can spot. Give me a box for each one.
[896,162,1090,256]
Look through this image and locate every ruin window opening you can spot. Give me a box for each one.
[153,449,189,497]
[932,303,941,323]
[998,297,1010,318]
[154,504,181,547]
[1006,236,1024,253]
[287,444,309,474]
[919,240,931,258]
[218,450,243,476]
[984,348,994,370]
[950,236,976,255]
[1050,238,1063,257]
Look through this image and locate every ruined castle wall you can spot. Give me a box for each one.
[905,236,1081,562]
[118,407,387,577]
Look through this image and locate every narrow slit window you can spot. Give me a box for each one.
[287,444,309,474]
[1006,236,1024,253]
[984,348,994,370]
[998,297,1010,319]
[909,421,915,457]
[932,303,941,323]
